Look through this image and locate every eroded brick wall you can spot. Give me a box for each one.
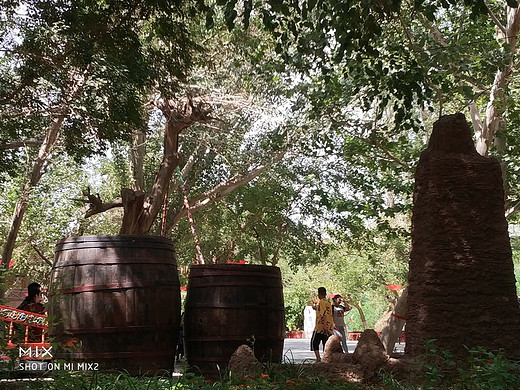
[406,113,520,358]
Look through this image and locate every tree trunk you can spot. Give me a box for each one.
[0,67,87,298]
[473,5,520,156]
[0,115,64,297]
[130,130,146,192]
[118,96,211,235]
[345,295,367,330]
[119,119,181,235]
[380,287,407,354]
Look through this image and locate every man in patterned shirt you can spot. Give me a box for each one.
[310,286,333,362]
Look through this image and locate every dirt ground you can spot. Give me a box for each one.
[273,355,416,385]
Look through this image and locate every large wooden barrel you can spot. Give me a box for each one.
[184,264,285,376]
[48,235,181,375]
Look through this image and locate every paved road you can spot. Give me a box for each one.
[282,338,405,363]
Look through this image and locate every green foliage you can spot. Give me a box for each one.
[0,0,206,162]
[348,292,390,332]
[21,370,371,389]
[279,232,408,332]
[458,347,520,389]
[0,150,126,287]
[409,341,520,390]
[280,262,316,331]
[329,237,409,300]
[214,0,490,127]
[419,339,458,388]
[13,347,520,389]
[0,155,81,282]
[207,0,520,236]
[510,236,520,292]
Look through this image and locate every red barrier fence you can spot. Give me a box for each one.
[0,305,51,360]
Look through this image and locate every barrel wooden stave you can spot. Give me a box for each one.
[49,235,180,375]
[184,264,284,376]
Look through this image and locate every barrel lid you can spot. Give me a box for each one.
[188,263,281,278]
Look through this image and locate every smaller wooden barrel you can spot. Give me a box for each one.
[48,235,181,375]
[184,264,285,376]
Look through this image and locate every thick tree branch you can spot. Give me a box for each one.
[468,101,484,138]
[78,187,124,218]
[170,141,204,194]
[114,95,213,235]
[2,138,44,150]
[1,67,88,276]
[190,152,286,209]
[130,130,146,192]
[166,150,287,234]
[31,244,53,267]
[365,134,411,171]
[140,96,212,231]
[476,5,520,156]
[505,199,520,219]
[486,3,507,38]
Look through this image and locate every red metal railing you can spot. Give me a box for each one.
[0,305,51,360]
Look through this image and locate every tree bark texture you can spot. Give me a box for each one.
[474,5,520,157]
[1,115,63,267]
[130,130,146,192]
[0,116,64,299]
[118,96,210,235]
[406,113,520,358]
[345,295,367,331]
[380,287,407,355]
[1,67,87,294]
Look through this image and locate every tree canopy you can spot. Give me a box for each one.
[0,0,204,157]
[2,0,520,307]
